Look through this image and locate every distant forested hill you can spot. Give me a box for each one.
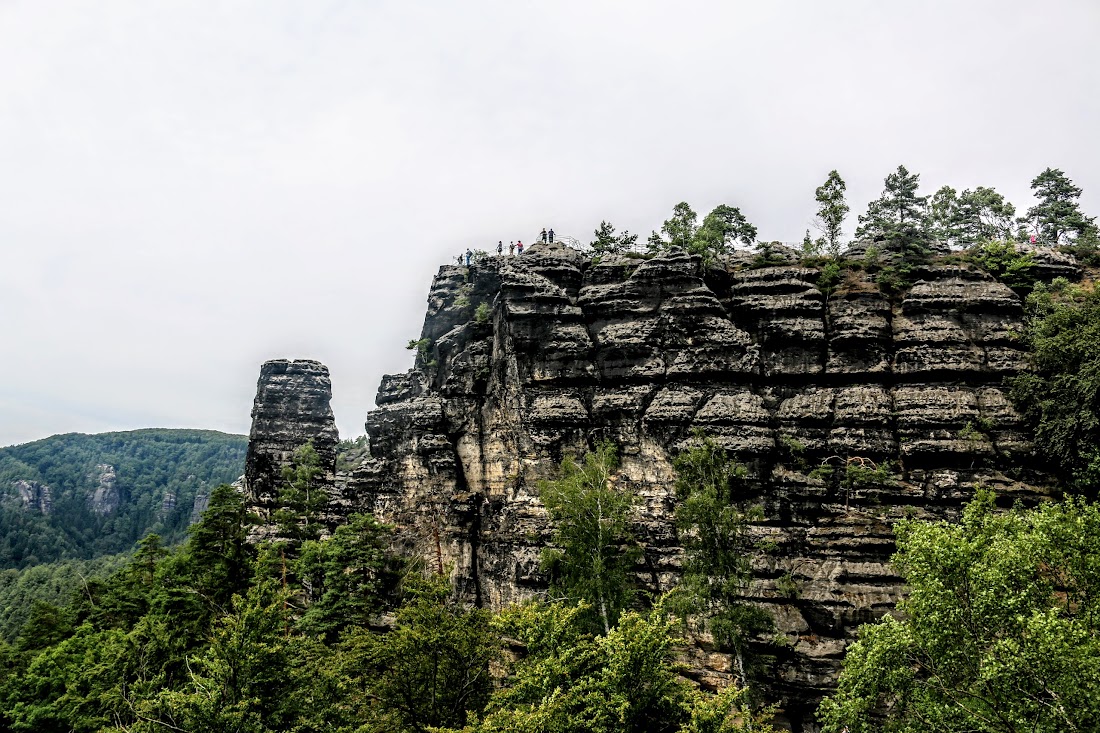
[0,429,247,569]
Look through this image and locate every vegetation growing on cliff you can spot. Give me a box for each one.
[539,441,641,634]
[819,491,1100,732]
[1010,280,1100,491]
[671,436,772,687]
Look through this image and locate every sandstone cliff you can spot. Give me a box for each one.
[244,244,1065,730]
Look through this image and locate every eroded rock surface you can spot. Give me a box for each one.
[11,479,52,514]
[246,246,1063,730]
[243,359,339,527]
[90,464,120,515]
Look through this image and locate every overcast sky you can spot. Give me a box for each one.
[2,0,1098,447]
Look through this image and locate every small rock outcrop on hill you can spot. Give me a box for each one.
[11,480,52,514]
[244,244,1070,730]
[89,464,120,515]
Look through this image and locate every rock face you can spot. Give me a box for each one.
[11,480,52,514]
[245,246,1062,731]
[90,464,120,515]
[243,359,339,528]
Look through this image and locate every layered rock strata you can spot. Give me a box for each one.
[243,359,339,528]
[246,245,1066,730]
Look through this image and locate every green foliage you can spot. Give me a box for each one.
[928,185,1017,248]
[296,513,400,640]
[855,165,932,262]
[814,170,849,255]
[155,578,309,733]
[335,434,370,472]
[671,436,771,683]
[778,434,806,467]
[927,184,960,246]
[474,301,491,324]
[967,240,1036,287]
[540,442,641,634]
[957,421,985,441]
[819,492,1100,732]
[649,202,699,252]
[816,259,843,294]
[342,573,496,732]
[801,229,822,257]
[647,202,758,266]
[272,442,328,546]
[0,554,127,641]
[842,459,891,492]
[458,601,775,733]
[407,337,432,362]
[1024,167,1097,245]
[1009,282,1100,490]
[696,205,758,261]
[592,220,640,254]
[749,241,787,268]
[774,572,799,600]
[874,261,914,296]
[956,186,1017,244]
[0,429,246,569]
[1059,227,1100,266]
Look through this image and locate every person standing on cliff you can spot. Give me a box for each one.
[465,248,473,266]
[517,240,524,254]
[497,240,503,255]
[509,241,515,255]
[540,228,547,243]
[548,228,555,244]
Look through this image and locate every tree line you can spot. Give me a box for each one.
[589,166,1099,266]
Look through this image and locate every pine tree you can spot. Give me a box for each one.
[1024,168,1097,244]
[855,165,931,260]
[272,443,328,548]
[296,513,400,639]
[590,220,639,254]
[671,436,772,687]
[814,170,849,255]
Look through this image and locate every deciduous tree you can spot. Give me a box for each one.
[539,442,640,634]
[814,170,849,255]
[672,436,771,686]
[819,492,1100,733]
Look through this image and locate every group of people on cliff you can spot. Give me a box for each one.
[460,227,556,265]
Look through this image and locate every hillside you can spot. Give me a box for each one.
[0,429,247,569]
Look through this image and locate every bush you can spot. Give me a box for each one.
[967,240,1036,287]
[474,302,491,324]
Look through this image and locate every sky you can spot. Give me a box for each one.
[2,0,1099,447]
